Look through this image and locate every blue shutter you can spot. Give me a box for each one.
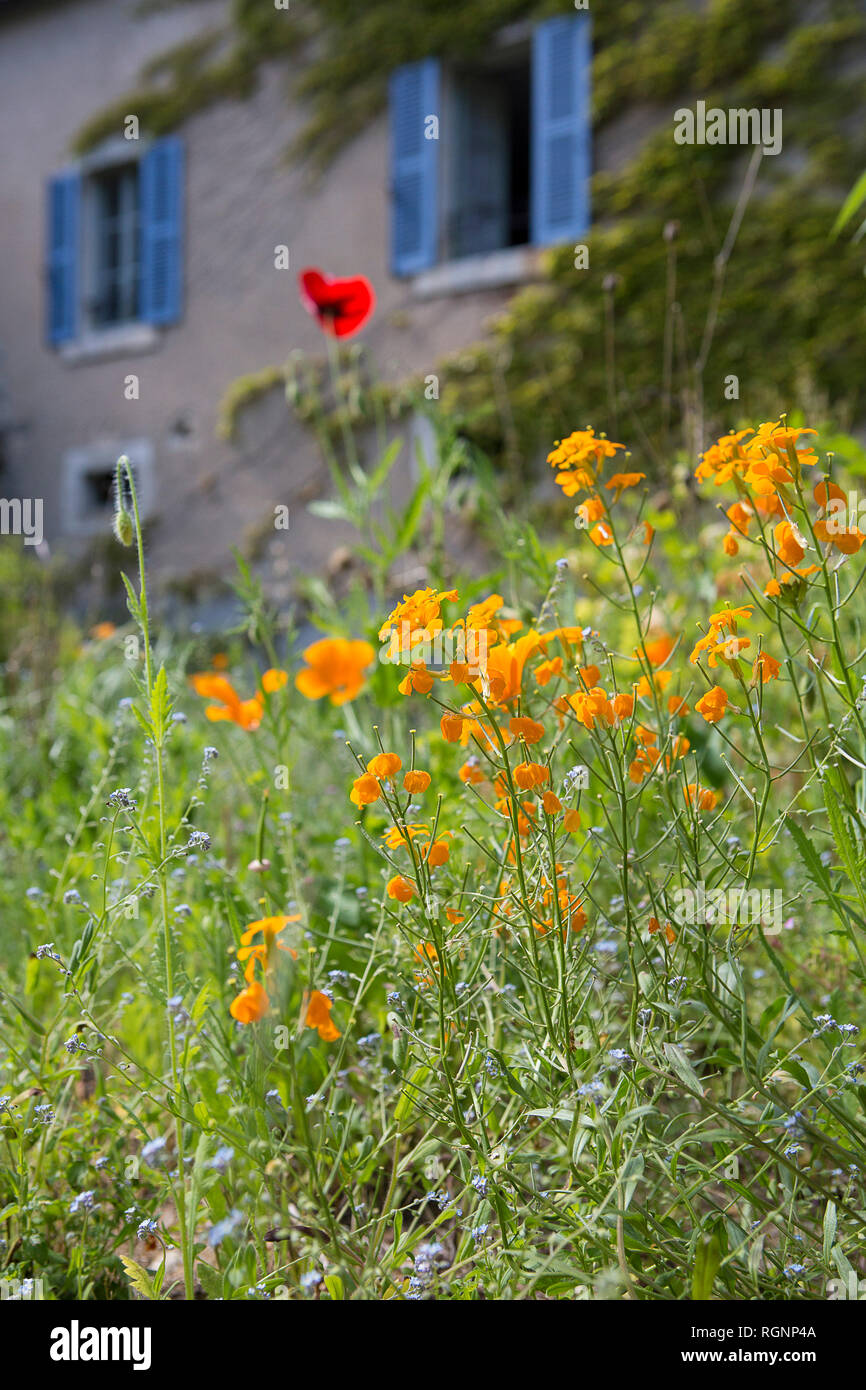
[531,15,591,247]
[46,171,81,345]
[140,136,184,325]
[389,59,439,275]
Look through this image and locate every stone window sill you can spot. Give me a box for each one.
[59,323,160,365]
[410,245,543,300]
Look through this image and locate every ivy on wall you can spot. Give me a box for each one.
[70,0,866,462]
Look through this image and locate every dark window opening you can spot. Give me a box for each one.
[447,58,530,261]
[83,468,116,511]
[90,164,141,328]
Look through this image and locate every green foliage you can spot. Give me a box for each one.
[3,415,866,1299]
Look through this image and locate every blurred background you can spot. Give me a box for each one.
[0,0,864,632]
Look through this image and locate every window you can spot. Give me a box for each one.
[90,163,141,328]
[389,15,590,277]
[46,137,184,347]
[446,58,531,261]
[61,440,154,537]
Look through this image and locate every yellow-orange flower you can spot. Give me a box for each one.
[191,673,264,730]
[398,662,436,695]
[604,471,646,498]
[403,769,431,793]
[350,772,381,808]
[378,587,458,642]
[695,686,728,724]
[753,652,781,683]
[459,760,484,784]
[237,914,299,978]
[566,687,614,730]
[367,752,401,779]
[441,712,464,742]
[514,760,549,790]
[773,520,806,568]
[814,518,865,554]
[305,989,340,1042]
[483,631,540,706]
[424,839,450,868]
[684,783,720,812]
[547,428,624,474]
[648,916,676,945]
[563,808,582,832]
[230,980,269,1024]
[387,874,415,903]
[542,790,562,814]
[509,716,545,744]
[295,638,375,705]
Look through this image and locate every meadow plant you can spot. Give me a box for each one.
[3,355,866,1300]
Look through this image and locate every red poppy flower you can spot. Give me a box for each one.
[298,268,375,339]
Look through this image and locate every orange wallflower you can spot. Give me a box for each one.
[612,692,634,720]
[589,520,614,547]
[542,790,562,814]
[509,716,545,744]
[295,638,374,705]
[350,772,381,807]
[638,634,676,667]
[484,631,540,705]
[814,518,865,554]
[514,761,549,790]
[575,494,606,528]
[459,760,484,784]
[403,769,431,793]
[648,916,676,945]
[424,839,450,868]
[684,783,719,812]
[667,694,689,716]
[753,653,781,683]
[695,686,728,724]
[398,662,436,695]
[191,673,264,730]
[604,471,646,499]
[567,687,614,730]
[547,428,624,475]
[230,980,269,1024]
[563,809,582,832]
[90,621,116,641]
[387,875,415,903]
[305,989,340,1042]
[773,520,806,568]
[441,712,465,742]
[378,587,458,642]
[367,752,401,779]
[534,656,564,687]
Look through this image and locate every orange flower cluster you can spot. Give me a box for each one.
[688,604,780,722]
[229,914,300,1023]
[696,420,864,574]
[192,668,288,730]
[295,637,375,705]
[547,427,650,549]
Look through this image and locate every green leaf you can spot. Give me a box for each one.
[832,169,866,238]
[823,1200,837,1265]
[120,1255,155,1301]
[692,1233,721,1300]
[196,1261,223,1300]
[663,1042,704,1097]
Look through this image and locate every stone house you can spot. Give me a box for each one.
[0,0,600,605]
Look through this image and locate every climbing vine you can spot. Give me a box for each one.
[73,0,866,462]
